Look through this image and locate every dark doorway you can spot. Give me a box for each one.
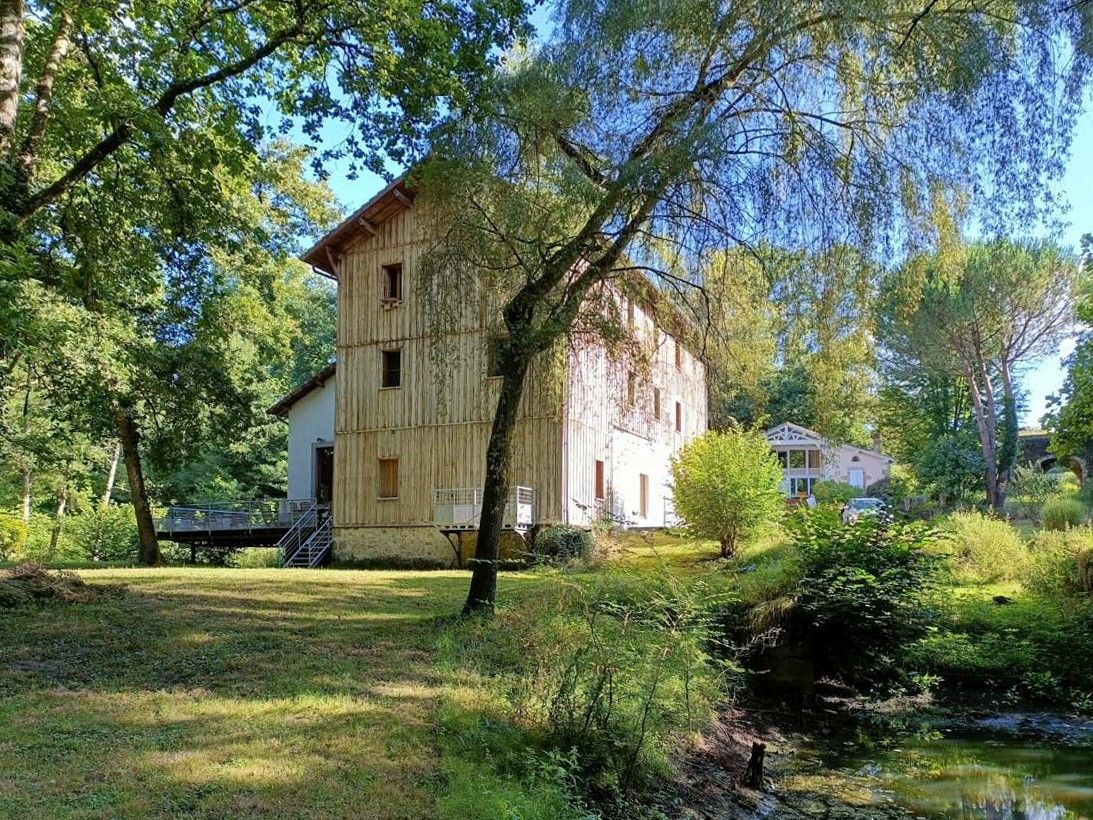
[315,445,334,505]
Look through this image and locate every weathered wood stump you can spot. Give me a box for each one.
[743,741,766,789]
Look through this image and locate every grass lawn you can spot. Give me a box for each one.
[0,566,552,819]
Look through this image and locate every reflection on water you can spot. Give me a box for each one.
[824,732,1093,819]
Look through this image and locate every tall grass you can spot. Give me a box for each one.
[940,511,1028,583]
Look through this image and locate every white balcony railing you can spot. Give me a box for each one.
[432,486,535,531]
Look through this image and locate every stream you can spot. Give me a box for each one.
[810,720,1093,818]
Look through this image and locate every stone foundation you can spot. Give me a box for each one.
[334,526,531,567]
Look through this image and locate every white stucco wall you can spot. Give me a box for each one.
[286,381,335,499]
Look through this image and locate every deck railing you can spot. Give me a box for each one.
[156,498,316,533]
[432,486,535,531]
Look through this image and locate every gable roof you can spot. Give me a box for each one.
[764,421,894,463]
[300,175,414,277]
[268,362,336,417]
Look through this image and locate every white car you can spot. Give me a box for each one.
[841,497,887,524]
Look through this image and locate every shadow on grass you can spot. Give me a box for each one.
[0,567,548,818]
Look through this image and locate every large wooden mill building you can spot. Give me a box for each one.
[293,178,708,565]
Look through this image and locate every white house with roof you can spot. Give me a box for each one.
[765,421,893,498]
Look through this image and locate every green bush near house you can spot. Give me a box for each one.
[532,525,595,563]
[939,511,1028,583]
[1042,495,1085,531]
[670,427,784,558]
[812,480,857,506]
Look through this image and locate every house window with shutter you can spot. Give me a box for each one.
[595,460,605,500]
[675,401,682,432]
[381,349,401,388]
[381,262,403,303]
[378,458,399,499]
[653,387,662,419]
[639,474,649,518]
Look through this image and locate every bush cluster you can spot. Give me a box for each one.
[940,511,1027,583]
[1042,495,1085,531]
[785,507,942,688]
[812,480,856,505]
[532,525,595,563]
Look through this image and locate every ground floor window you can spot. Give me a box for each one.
[378,458,399,499]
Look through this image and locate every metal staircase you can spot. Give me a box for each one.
[278,504,333,568]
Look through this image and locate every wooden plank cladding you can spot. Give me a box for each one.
[315,182,708,562]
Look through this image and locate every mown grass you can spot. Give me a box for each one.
[0,566,556,819]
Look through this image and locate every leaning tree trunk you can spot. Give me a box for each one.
[463,354,531,615]
[19,463,31,523]
[962,365,1000,510]
[115,407,161,565]
[100,441,121,508]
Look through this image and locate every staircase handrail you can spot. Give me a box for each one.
[278,502,318,565]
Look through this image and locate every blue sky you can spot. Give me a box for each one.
[314,102,1093,430]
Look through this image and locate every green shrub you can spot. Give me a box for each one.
[533,525,595,563]
[64,505,139,562]
[813,480,857,506]
[670,427,784,558]
[232,548,283,568]
[784,507,942,688]
[0,512,27,561]
[438,571,724,796]
[1028,529,1093,598]
[940,511,1027,583]
[1042,495,1085,531]
[1006,465,1062,521]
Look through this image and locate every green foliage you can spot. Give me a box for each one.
[785,508,942,687]
[63,506,139,562]
[866,465,919,504]
[0,512,26,561]
[1027,529,1093,598]
[813,480,857,506]
[1042,495,1085,531]
[533,526,595,563]
[1006,465,1064,520]
[671,429,784,558]
[940,511,1027,583]
[438,571,725,797]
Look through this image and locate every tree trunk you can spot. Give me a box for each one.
[0,0,24,157]
[962,366,999,509]
[720,536,734,559]
[47,484,67,560]
[463,354,531,615]
[100,441,121,508]
[19,463,30,523]
[115,407,161,565]
[18,7,71,180]
[996,361,1019,506]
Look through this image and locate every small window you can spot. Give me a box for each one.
[639,474,649,518]
[595,460,605,500]
[674,340,682,369]
[381,262,403,303]
[486,336,505,378]
[378,458,399,499]
[653,387,662,420]
[776,450,788,468]
[788,450,805,469]
[627,371,636,406]
[675,401,682,433]
[807,449,821,469]
[381,349,401,388]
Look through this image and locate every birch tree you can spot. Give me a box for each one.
[420,0,1093,613]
